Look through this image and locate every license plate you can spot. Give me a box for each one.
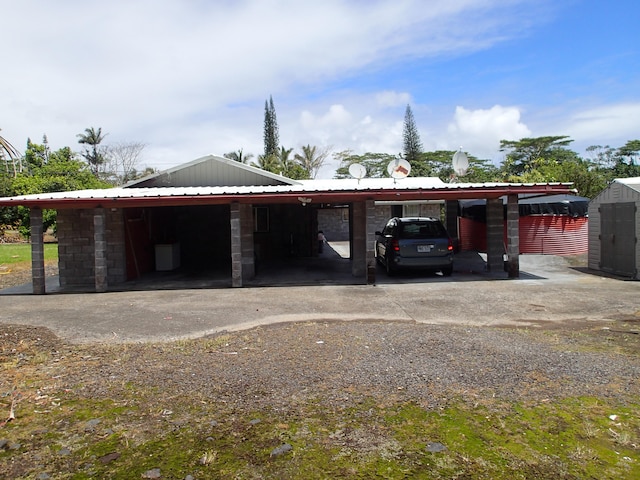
[417,245,433,253]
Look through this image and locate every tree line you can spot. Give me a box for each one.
[2,100,639,236]
[0,127,152,235]
[235,99,640,198]
[223,96,331,180]
[331,105,640,199]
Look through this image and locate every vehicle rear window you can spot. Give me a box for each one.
[399,221,446,239]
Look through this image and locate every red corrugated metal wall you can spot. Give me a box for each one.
[459,217,486,252]
[458,216,588,255]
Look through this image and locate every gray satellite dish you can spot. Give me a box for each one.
[348,163,367,180]
[452,149,469,176]
[387,158,411,179]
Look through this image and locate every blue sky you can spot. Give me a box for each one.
[2,0,638,178]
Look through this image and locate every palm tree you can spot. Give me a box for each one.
[0,129,23,177]
[77,127,107,175]
[294,144,330,179]
[278,146,294,173]
[253,153,281,174]
[224,149,254,164]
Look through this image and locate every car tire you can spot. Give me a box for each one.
[441,265,453,277]
[385,257,395,276]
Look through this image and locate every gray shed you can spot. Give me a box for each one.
[588,177,640,279]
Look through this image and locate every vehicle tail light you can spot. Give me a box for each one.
[392,239,400,252]
[447,238,454,252]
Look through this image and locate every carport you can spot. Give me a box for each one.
[0,155,575,293]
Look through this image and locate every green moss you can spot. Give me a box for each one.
[3,395,640,479]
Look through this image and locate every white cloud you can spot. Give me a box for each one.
[3,0,627,179]
[375,91,412,108]
[445,105,531,157]
[564,103,640,145]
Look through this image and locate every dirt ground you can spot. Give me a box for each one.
[1,257,640,478]
[0,259,58,291]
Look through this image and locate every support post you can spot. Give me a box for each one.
[230,202,243,287]
[351,201,368,283]
[94,208,108,292]
[506,194,520,278]
[486,198,505,274]
[30,207,46,294]
[365,199,376,284]
[445,200,459,249]
[231,203,255,287]
[239,203,255,283]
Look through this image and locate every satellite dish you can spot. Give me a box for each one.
[452,149,469,176]
[348,163,367,180]
[387,158,411,179]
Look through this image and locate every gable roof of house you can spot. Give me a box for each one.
[125,154,299,188]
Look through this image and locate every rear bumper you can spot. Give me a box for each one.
[393,254,453,269]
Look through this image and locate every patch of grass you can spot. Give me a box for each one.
[0,243,58,264]
[2,394,640,479]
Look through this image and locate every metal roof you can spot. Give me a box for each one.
[124,154,299,188]
[0,177,576,209]
[615,176,640,194]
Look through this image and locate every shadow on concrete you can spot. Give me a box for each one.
[3,242,586,296]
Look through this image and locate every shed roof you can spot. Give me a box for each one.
[615,176,640,194]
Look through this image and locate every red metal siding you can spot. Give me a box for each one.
[458,216,588,255]
[520,216,588,255]
[458,217,486,252]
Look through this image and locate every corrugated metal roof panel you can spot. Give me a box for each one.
[2,179,574,203]
[615,177,640,194]
[124,155,300,188]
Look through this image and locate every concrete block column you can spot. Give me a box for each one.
[365,199,376,284]
[351,201,367,282]
[505,194,520,278]
[30,207,46,294]
[230,202,243,287]
[94,208,108,292]
[486,197,505,274]
[239,203,255,283]
[351,200,376,283]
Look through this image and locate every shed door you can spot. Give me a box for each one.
[600,202,636,277]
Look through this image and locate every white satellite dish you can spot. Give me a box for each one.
[387,158,411,179]
[452,149,469,176]
[348,163,367,180]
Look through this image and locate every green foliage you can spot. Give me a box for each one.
[294,144,330,179]
[500,136,574,176]
[4,141,111,235]
[263,95,279,158]
[223,149,254,164]
[333,150,397,178]
[77,126,108,176]
[403,104,423,164]
[252,147,312,179]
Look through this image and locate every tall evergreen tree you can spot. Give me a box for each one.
[402,105,423,163]
[263,96,279,158]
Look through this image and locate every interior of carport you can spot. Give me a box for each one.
[122,202,321,286]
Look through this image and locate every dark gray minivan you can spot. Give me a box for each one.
[375,217,454,276]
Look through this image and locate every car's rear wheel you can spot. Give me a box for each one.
[385,256,395,276]
[441,265,453,277]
